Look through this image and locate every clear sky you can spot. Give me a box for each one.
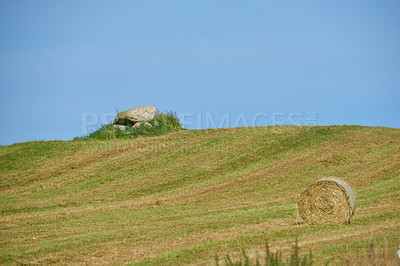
[1,0,399,145]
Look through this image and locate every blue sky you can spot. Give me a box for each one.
[1,0,399,145]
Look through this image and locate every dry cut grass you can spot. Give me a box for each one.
[0,125,399,264]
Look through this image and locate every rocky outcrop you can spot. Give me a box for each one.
[113,106,157,125]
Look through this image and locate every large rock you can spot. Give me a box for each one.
[114,106,157,125]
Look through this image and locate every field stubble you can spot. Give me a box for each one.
[0,126,399,264]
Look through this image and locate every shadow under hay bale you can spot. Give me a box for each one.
[298,178,356,225]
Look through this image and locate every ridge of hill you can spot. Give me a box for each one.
[1,126,399,264]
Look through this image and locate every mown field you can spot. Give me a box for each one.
[1,126,399,264]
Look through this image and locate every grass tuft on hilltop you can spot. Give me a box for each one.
[82,111,183,140]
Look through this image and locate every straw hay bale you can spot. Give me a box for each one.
[298,178,356,225]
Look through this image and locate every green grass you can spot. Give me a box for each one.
[220,237,399,265]
[81,111,183,140]
[218,239,313,266]
[1,125,400,264]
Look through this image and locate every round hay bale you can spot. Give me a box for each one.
[298,178,356,225]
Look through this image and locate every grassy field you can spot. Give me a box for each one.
[1,126,399,264]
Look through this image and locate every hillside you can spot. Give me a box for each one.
[1,126,399,264]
